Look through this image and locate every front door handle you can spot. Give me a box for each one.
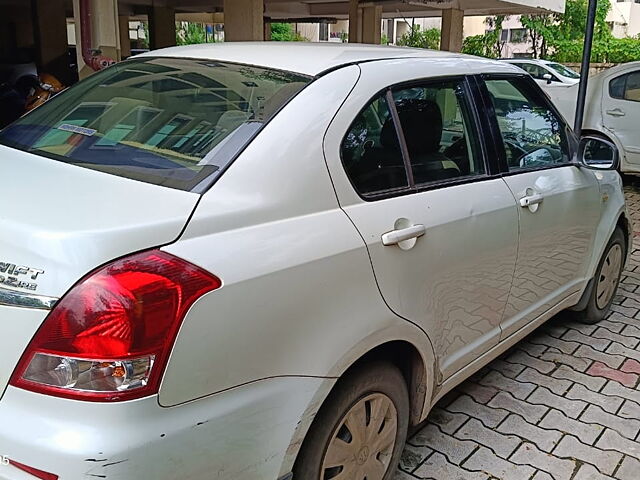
[382,224,426,246]
[606,108,626,117]
[520,193,544,208]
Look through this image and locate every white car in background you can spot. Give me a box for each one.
[502,58,581,87]
[0,43,630,480]
[549,61,640,175]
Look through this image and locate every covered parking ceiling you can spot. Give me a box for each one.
[115,0,565,19]
[0,0,565,87]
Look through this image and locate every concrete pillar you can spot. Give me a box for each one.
[119,16,131,59]
[348,0,360,43]
[440,8,464,52]
[264,20,271,41]
[149,6,176,49]
[72,0,121,80]
[386,19,395,44]
[31,0,71,83]
[362,5,382,44]
[223,0,263,41]
[396,21,409,43]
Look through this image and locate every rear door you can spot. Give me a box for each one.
[479,75,600,339]
[324,63,519,380]
[604,70,640,166]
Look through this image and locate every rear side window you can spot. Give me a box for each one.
[0,58,310,191]
[610,72,640,102]
[341,93,408,196]
[391,80,483,185]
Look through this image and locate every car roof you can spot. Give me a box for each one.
[502,58,554,65]
[139,42,514,77]
[598,60,640,77]
[583,60,640,91]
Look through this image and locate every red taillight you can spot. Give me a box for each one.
[10,249,221,401]
[9,459,58,480]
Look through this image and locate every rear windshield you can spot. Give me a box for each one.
[0,57,310,191]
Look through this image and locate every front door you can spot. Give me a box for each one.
[604,70,640,166]
[482,76,601,339]
[326,73,519,380]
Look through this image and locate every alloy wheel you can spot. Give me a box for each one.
[321,393,398,480]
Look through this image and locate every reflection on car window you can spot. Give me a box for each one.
[0,58,310,191]
[519,63,557,82]
[548,63,580,79]
[626,73,640,102]
[610,75,627,100]
[341,93,408,196]
[609,72,640,102]
[486,78,570,171]
[391,81,483,185]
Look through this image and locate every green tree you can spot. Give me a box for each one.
[176,22,211,45]
[461,15,507,58]
[270,23,307,41]
[519,0,640,63]
[520,14,554,58]
[396,24,441,49]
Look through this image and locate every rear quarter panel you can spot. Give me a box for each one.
[159,65,435,409]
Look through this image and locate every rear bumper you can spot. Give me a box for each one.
[0,377,329,480]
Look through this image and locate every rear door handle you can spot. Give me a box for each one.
[382,224,426,246]
[520,193,544,208]
[606,109,626,117]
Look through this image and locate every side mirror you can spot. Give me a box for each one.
[579,136,619,170]
[542,73,553,84]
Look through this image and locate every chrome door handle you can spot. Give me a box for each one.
[520,193,544,208]
[382,224,426,246]
[606,109,626,117]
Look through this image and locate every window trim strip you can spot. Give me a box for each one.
[386,89,415,188]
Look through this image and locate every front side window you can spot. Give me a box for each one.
[610,72,640,102]
[522,64,558,82]
[391,80,484,185]
[0,57,310,191]
[341,93,408,196]
[486,78,570,171]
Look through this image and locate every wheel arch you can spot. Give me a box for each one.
[347,339,430,427]
[278,332,436,479]
[617,211,632,264]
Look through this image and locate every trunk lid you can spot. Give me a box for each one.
[0,145,199,397]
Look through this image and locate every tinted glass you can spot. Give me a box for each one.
[609,75,627,99]
[625,72,640,102]
[341,93,408,196]
[522,64,557,81]
[486,78,570,171]
[391,81,483,185]
[548,63,580,79]
[0,58,310,191]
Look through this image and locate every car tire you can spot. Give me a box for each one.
[574,227,626,324]
[293,361,409,480]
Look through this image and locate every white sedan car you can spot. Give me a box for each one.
[549,61,640,175]
[0,43,629,480]
[502,58,581,86]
